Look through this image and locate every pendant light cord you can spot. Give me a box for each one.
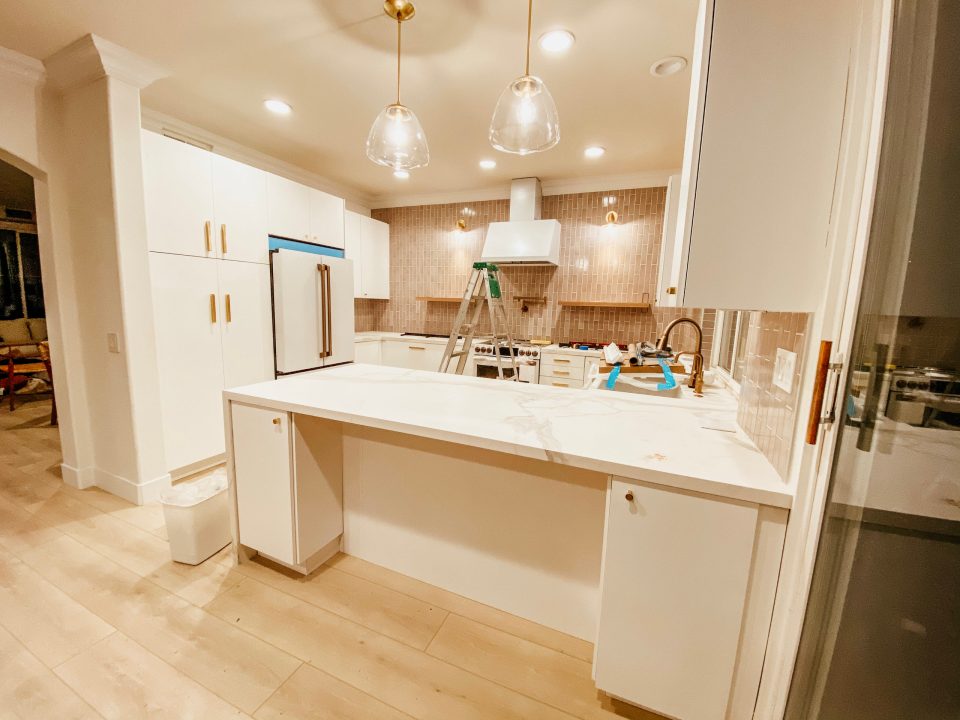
[396,17,402,105]
[524,0,533,76]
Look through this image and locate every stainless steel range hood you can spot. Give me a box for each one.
[480,178,561,266]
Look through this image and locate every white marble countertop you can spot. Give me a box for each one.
[227,364,791,508]
[355,331,452,345]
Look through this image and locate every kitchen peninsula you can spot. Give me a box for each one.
[225,363,792,720]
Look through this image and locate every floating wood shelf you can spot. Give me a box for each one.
[558,300,652,311]
[415,296,469,303]
[514,296,547,304]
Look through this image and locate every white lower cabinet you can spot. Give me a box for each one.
[231,405,343,571]
[380,339,442,371]
[354,340,381,365]
[595,477,787,720]
[150,253,274,472]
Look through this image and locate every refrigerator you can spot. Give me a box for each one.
[270,244,355,375]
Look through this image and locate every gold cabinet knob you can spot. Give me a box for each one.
[272,417,281,426]
[625,490,634,502]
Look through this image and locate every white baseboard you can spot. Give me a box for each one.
[94,468,172,505]
[61,463,96,489]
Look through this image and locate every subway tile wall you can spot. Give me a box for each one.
[360,188,714,355]
[736,311,811,479]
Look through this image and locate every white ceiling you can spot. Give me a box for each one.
[0,0,697,205]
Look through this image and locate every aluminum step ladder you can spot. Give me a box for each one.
[439,262,519,380]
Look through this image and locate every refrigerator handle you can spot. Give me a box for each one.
[324,264,333,357]
[316,264,328,358]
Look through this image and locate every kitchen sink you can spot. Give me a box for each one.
[593,374,685,399]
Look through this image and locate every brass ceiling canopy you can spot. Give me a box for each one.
[384,0,415,22]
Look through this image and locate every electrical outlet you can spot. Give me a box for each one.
[106,332,120,354]
[773,348,796,393]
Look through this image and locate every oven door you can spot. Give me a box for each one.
[474,357,538,383]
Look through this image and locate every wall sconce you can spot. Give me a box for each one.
[605,210,619,225]
[457,218,468,231]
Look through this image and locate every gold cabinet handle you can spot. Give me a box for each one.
[272,417,281,426]
[554,370,570,376]
[553,358,571,364]
[552,382,569,387]
[625,490,634,502]
[224,293,232,323]
[209,294,217,323]
[220,224,227,254]
[408,345,427,350]
[204,221,212,253]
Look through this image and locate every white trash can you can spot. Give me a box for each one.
[160,469,231,565]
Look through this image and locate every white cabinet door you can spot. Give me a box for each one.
[674,0,850,311]
[231,404,295,566]
[360,216,390,299]
[308,188,345,248]
[595,478,759,720]
[218,261,274,388]
[354,340,381,365]
[212,155,269,264]
[380,340,413,369]
[149,253,226,471]
[655,173,683,307]
[142,130,215,258]
[266,173,310,242]
[344,211,363,298]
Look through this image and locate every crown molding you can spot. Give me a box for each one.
[44,34,168,92]
[370,169,680,209]
[0,46,45,85]
[141,108,377,212]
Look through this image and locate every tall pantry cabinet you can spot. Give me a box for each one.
[142,130,274,472]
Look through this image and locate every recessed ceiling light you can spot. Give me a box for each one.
[649,56,688,77]
[538,29,575,54]
[479,159,497,170]
[263,99,292,115]
[393,169,410,180]
[584,146,606,159]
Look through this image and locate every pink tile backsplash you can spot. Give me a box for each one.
[362,188,713,355]
[736,311,811,479]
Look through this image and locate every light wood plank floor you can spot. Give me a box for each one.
[0,400,665,720]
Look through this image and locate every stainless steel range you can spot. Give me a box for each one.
[472,340,541,383]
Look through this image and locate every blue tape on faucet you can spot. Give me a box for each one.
[657,359,677,391]
[606,365,621,389]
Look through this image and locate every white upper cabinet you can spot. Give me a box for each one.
[673,0,852,311]
[308,188,345,249]
[656,174,683,307]
[344,211,363,296]
[344,211,390,300]
[212,154,269,264]
[142,131,216,258]
[266,173,311,242]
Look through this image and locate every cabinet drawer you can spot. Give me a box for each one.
[541,357,586,379]
[540,376,580,389]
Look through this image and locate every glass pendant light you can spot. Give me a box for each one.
[489,0,560,155]
[366,0,429,171]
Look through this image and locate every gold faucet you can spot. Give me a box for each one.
[656,317,705,395]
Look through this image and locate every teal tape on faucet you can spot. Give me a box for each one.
[606,365,621,389]
[657,359,677,391]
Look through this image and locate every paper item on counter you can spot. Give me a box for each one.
[603,342,624,365]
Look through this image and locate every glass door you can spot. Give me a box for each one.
[786,1,959,718]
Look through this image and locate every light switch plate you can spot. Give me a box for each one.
[106,332,120,354]
[773,348,796,393]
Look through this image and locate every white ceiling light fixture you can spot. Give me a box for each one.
[538,29,575,54]
[479,159,497,170]
[393,169,410,179]
[263,99,292,115]
[584,145,606,159]
[649,56,688,77]
[366,0,430,172]
[489,0,560,155]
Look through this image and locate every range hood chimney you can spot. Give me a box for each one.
[480,178,561,265]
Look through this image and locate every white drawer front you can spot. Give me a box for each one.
[540,375,582,389]
[541,357,585,380]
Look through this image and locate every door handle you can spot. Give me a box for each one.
[805,341,832,445]
[317,264,328,358]
[224,293,232,323]
[325,264,333,357]
[220,224,227,254]
[209,293,217,323]
[204,221,212,253]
